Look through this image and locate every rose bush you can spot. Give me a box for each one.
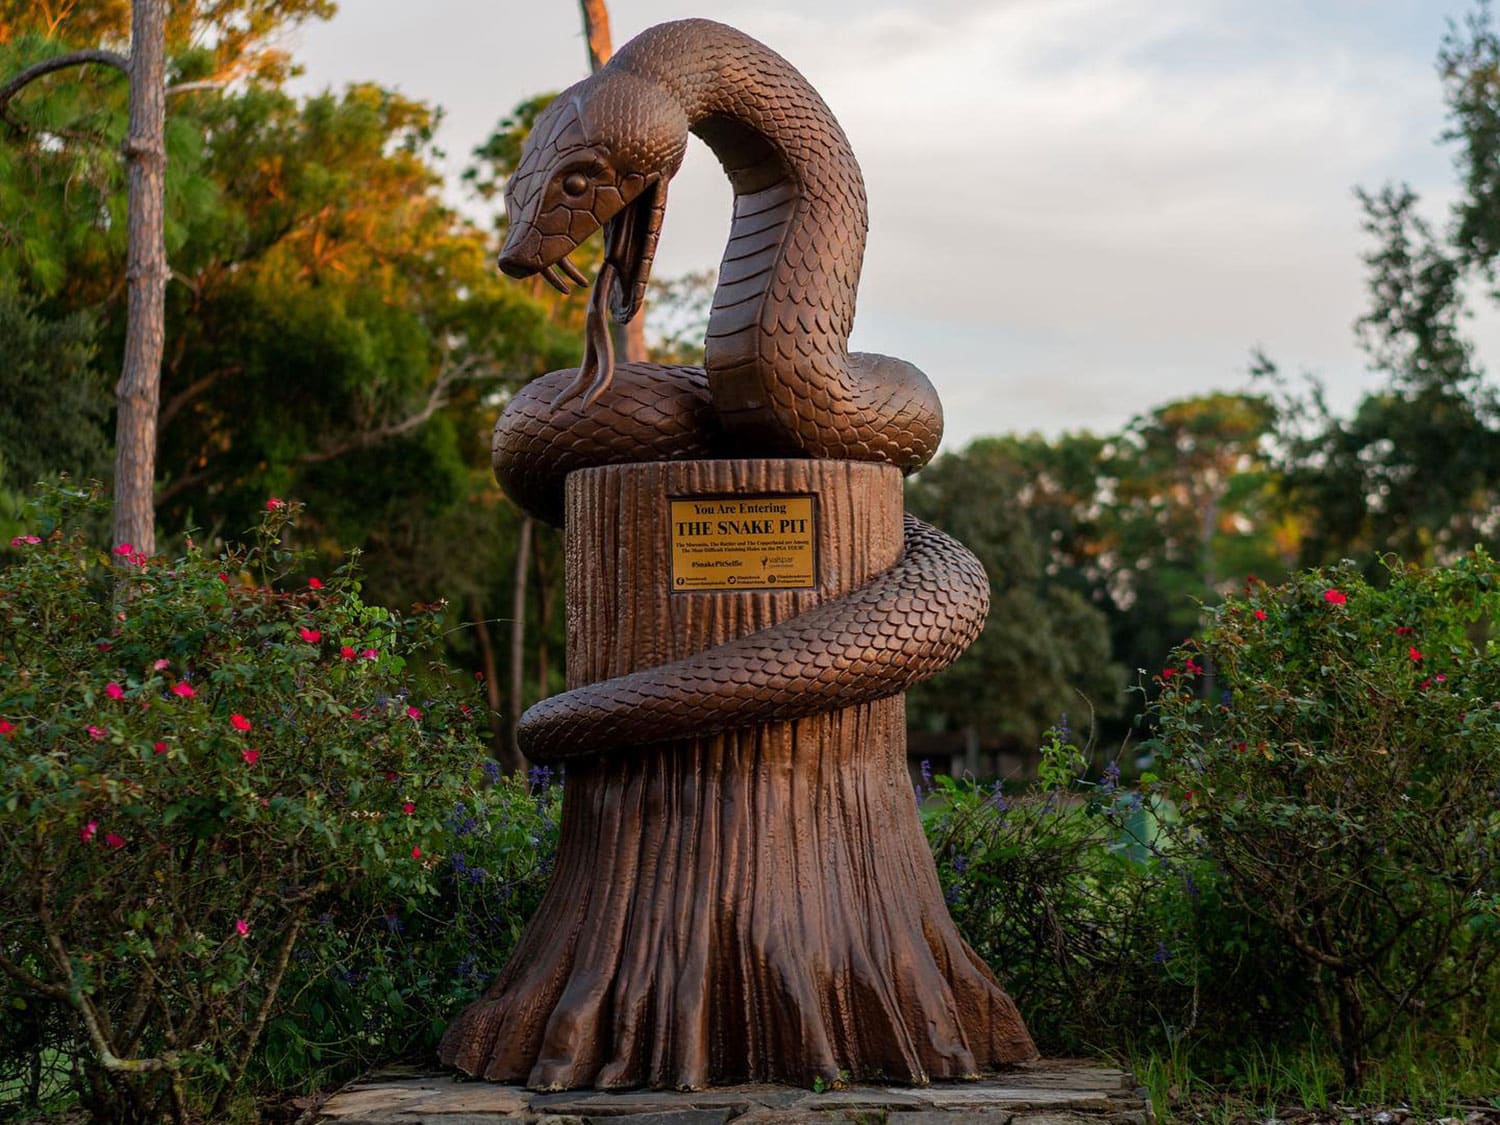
[0,486,549,1122]
[1144,552,1500,1087]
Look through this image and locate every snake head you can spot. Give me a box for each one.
[498,71,688,324]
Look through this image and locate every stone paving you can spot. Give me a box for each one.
[315,1059,1151,1125]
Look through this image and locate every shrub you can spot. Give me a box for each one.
[0,486,520,1122]
[1144,553,1500,1088]
[925,728,1306,1057]
[257,769,559,1096]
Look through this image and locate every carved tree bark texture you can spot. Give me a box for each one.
[114,0,168,555]
[439,460,1036,1090]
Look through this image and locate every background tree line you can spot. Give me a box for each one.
[3,0,1499,776]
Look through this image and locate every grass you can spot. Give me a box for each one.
[0,1045,77,1120]
[1130,1016,1500,1123]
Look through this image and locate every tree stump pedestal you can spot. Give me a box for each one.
[439,460,1036,1090]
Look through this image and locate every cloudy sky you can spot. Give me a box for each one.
[288,0,1492,451]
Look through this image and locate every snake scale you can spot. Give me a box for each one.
[490,18,989,760]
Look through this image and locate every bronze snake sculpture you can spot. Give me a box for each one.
[490,18,991,757]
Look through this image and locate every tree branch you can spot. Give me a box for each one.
[159,364,239,432]
[164,78,226,97]
[295,359,503,465]
[154,462,220,507]
[0,48,129,122]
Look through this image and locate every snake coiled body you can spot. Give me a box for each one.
[491,19,987,759]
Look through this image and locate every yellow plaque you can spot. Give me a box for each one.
[669,495,817,592]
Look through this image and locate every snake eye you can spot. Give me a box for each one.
[562,172,589,196]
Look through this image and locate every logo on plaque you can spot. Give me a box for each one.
[669,495,817,591]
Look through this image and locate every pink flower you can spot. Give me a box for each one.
[87,725,107,741]
[1161,667,1178,680]
[153,741,168,754]
[230,714,252,732]
[1253,608,1267,621]
[1435,673,1448,683]
[105,682,124,700]
[266,497,285,511]
[340,646,356,661]
[10,535,40,547]
[1409,646,1424,662]
[80,820,97,842]
[402,801,415,815]
[298,627,321,644]
[171,682,196,699]
[1324,589,1347,605]
[235,918,249,937]
[1395,626,1414,636]
[0,719,15,738]
[96,641,112,652]
[105,832,125,849]
[152,659,170,671]
[411,846,422,860]
[242,748,260,765]
[406,705,422,720]
[307,577,324,589]
[217,572,230,583]
[113,542,134,556]
[361,648,378,660]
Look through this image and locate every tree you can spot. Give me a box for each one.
[1100,392,1291,684]
[2,6,585,772]
[0,0,334,554]
[1268,2,1500,567]
[905,444,1120,769]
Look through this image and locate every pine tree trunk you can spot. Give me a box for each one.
[113,0,168,556]
[577,0,648,364]
[508,515,534,771]
[440,459,1036,1090]
[577,0,614,72]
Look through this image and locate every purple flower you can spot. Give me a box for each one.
[1100,760,1121,797]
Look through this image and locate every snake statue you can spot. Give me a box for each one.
[489,18,993,758]
[445,17,1039,1089]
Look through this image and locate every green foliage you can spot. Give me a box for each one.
[258,772,559,1096]
[0,289,111,493]
[0,487,533,1122]
[1265,4,1500,567]
[923,729,1304,1058]
[1145,554,1500,1087]
[906,446,1121,752]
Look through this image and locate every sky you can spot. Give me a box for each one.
[287,0,1494,452]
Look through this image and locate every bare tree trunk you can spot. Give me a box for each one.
[470,594,521,774]
[534,532,555,700]
[114,0,168,556]
[577,0,613,72]
[508,516,534,769]
[577,0,648,364]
